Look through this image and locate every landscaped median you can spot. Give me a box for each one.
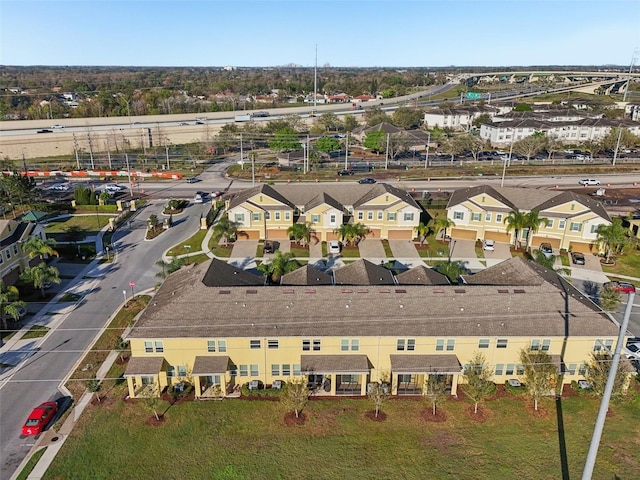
[38,382,640,479]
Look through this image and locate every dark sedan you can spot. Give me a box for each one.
[571,252,585,265]
[358,178,376,184]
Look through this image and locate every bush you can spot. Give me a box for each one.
[504,382,526,395]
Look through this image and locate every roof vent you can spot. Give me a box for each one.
[433,289,444,294]
[283,289,295,294]
[246,289,257,294]
[395,289,407,294]
[379,289,391,293]
[454,289,466,294]
[357,289,368,294]
[497,289,509,294]
[219,290,230,295]
[305,289,316,294]
[342,289,353,294]
[513,289,526,294]
[345,304,350,309]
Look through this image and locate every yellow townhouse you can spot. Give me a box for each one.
[0,218,48,286]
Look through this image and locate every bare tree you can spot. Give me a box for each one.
[423,374,448,415]
[282,376,309,418]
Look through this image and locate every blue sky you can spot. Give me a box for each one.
[1,0,639,67]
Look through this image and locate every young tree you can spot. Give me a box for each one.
[472,113,492,129]
[599,285,622,312]
[584,352,628,400]
[318,112,343,132]
[287,222,312,245]
[114,336,130,362]
[315,136,341,154]
[155,256,185,279]
[268,127,301,152]
[363,131,386,153]
[368,380,390,418]
[391,107,423,129]
[519,348,558,411]
[64,225,87,257]
[343,114,358,133]
[513,133,545,162]
[523,210,549,249]
[21,236,58,261]
[423,374,448,415]
[461,352,495,414]
[543,133,564,162]
[454,133,486,162]
[257,251,298,284]
[282,376,309,418]
[20,263,61,298]
[0,281,25,332]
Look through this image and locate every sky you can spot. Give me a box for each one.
[1,0,639,67]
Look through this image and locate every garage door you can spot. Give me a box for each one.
[238,230,260,240]
[366,228,381,239]
[388,229,412,240]
[569,241,593,254]
[451,228,477,240]
[325,232,340,241]
[266,229,289,239]
[531,236,561,249]
[484,231,511,243]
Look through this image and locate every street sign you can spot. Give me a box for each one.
[466,92,482,99]
[129,281,135,287]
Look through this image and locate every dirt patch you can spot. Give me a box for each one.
[145,415,166,427]
[175,391,195,404]
[561,385,579,398]
[283,411,307,426]
[114,355,130,365]
[525,402,550,419]
[364,410,387,422]
[487,384,510,400]
[421,407,447,423]
[466,404,492,422]
[240,394,280,401]
[422,430,464,455]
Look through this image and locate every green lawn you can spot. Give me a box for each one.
[602,250,640,279]
[42,385,640,480]
[166,230,208,257]
[21,325,49,339]
[44,214,112,235]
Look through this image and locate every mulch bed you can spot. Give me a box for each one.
[114,355,130,365]
[487,384,510,400]
[283,412,307,426]
[145,415,166,427]
[525,402,550,419]
[561,385,579,398]
[364,410,387,421]
[421,407,447,423]
[240,394,280,401]
[465,404,492,422]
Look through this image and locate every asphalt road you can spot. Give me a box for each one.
[0,200,210,479]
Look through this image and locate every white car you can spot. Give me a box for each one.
[328,240,341,254]
[483,239,495,251]
[624,342,640,360]
[578,179,600,186]
[51,124,64,129]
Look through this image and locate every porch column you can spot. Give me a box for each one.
[360,373,367,396]
[450,373,459,396]
[391,373,398,395]
[220,377,227,397]
[194,376,202,398]
[126,376,136,399]
[330,374,336,396]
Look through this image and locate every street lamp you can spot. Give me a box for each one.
[122,289,127,304]
[184,245,191,259]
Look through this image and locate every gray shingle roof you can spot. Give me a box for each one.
[462,257,545,286]
[390,354,462,374]
[333,259,395,286]
[281,265,333,286]
[305,192,344,211]
[301,355,371,374]
[202,258,264,287]
[124,356,165,376]
[228,184,295,210]
[395,265,450,286]
[192,356,230,375]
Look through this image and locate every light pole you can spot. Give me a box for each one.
[424,131,431,169]
[105,245,110,261]
[122,290,127,304]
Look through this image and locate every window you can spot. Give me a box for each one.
[453,211,464,220]
[567,363,577,375]
[282,364,291,376]
[285,212,290,220]
[13,244,18,255]
[407,339,415,351]
[311,214,320,223]
[506,364,514,375]
[397,339,405,351]
[579,364,587,375]
[5,249,10,260]
[302,339,310,351]
[471,212,481,222]
[593,339,613,352]
[272,364,280,376]
[531,339,540,351]
[495,364,504,375]
[436,339,444,351]
[485,213,491,222]
[240,365,248,377]
[230,364,238,376]
[367,211,373,221]
[387,212,397,221]
[293,364,301,376]
[275,212,281,221]
[497,339,508,349]
[250,339,261,349]
[546,219,553,229]
[404,212,414,222]
[478,338,490,349]
[341,339,349,351]
[446,339,455,351]
[218,340,227,352]
[341,339,360,351]
[378,211,383,220]
[167,366,175,377]
[313,339,321,351]
[559,220,566,229]
[250,364,259,376]
[207,340,216,352]
[265,212,270,220]
[154,341,164,353]
[351,339,360,351]
[358,212,364,220]
[252,212,261,221]
[570,222,582,232]
[590,225,598,234]
[516,364,524,375]
[234,213,245,223]
[398,374,412,383]
[541,339,551,352]
[177,365,187,377]
[268,339,279,349]
[496,213,503,223]
[330,214,336,223]
[144,341,153,353]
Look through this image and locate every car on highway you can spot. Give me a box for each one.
[571,252,585,265]
[338,170,354,176]
[358,178,376,184]
[185,177,201,183]
[179,122,189,126]
[51,124,64,129]
[37,129,53,134]
[578,179,600,186]
[21,401,58,436]
[483,239,495,251]
[603,281,636,294]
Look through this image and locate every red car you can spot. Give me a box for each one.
[604,281,636,294]
[22,401,58,436]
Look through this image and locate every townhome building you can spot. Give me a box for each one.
[225,183,422,242]
[0,219,48,285]
[446,186,611,253]
[124,257,625,400]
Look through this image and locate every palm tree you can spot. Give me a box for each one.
[287,223,312,246]
[533,250,570,275]
[19,263,61,298]
[434,261,465,284]
[351,223,370,245]
[596,218,628,264]
[434,216,456,240]
[414,221,429,245]
[257,251,298,284]
[523,210,549,249]
[211,214,239,246]
[334,224,357,246]
[0,281,26,333]
[504,209,528,247]
[21,236,58,261]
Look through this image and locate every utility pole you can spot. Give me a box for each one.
[251,153,255,186]
[125,153,133,199]
[240,133,244,173]
[72,133,80,169]
[424,131,431,169]
[22,151,28,174]
[306,134,310,174]
[622,49,639,102]
[105,139,112,170]
[385,133,390,170]
[165,143,170,170]
[314,44,318,111]
[344,133,349,171]
[612,126,623,166]
[87,133,95,169]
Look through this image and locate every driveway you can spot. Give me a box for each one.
[229,240,258,259]
[388,240,419,258]
[448,239,485,272]
[567,253,610,284]
[483,242,512,267]
[358,239,386,260]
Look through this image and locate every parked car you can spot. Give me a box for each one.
[358,178,376,184]
[338,170,354,176]
[193,194,203,204]
[578,179,600,186]
[272,380,284,389]
[539,242,553,259]
[22,401,58,436]
[623,343,640,360]
[263,240,278,254]
[328,240,341,254]
[603,281,636,294]
[179,122,189,126]
[482,239,495,251]
[571,252,586,265]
